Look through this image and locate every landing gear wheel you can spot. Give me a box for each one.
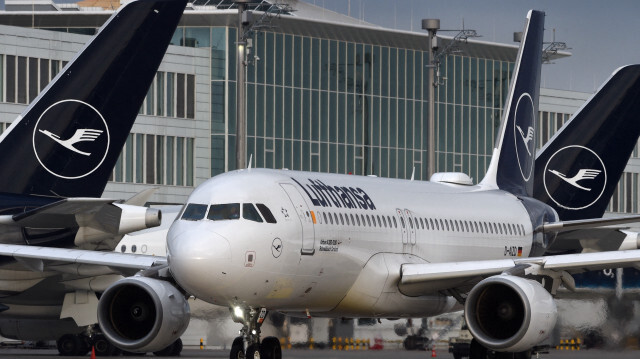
[171,338,183,356]
[246,343,261,359]
[230,337,245,359]
[153,338,183,357]
[93,334,119,356]
[260,337,282,359]
[469,339,488,359]
[57,334,82,356]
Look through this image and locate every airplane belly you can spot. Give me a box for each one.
[329,253,458,317]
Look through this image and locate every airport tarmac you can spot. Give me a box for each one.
[0,348,638,359]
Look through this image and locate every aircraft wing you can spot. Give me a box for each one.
[0,198,114,228]
[0,198,161,250]
[399,249,640,296]
[0,243,165,274]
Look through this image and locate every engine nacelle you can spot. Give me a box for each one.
[464,275,557,352]
[115,203,162,234]
[97,277,189,353]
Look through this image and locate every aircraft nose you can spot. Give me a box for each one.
[167,229,231,298]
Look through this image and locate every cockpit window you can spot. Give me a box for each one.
[181,204,208,221]
[256,203,277,224]
[243,203,263,223]
[207,203,240,221]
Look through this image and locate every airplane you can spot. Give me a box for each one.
[533,64,640,254]
[0,0,187,355]
[4,8,640,359]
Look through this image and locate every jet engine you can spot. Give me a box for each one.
[97,277,189,353]
[464,275,557,353]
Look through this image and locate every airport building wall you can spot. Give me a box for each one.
[0,0,637,216]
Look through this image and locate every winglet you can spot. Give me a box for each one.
[479,10,544,197]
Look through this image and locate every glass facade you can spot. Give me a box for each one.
[1,15,639,213]
[184,26,513,182]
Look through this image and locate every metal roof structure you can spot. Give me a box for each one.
[1,0,570,62]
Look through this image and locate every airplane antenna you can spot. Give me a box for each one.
[410,167,415,181]
[248,154,253,170]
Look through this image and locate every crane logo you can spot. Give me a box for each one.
[38,128,104,156]
[33,99,110,179]
[543,145,607,210]
[548,168,602,191]
[516,125,534,155]
[513,93,535,182]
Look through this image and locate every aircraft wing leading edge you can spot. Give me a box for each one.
[0,243,165,273]
[400,249,640,297]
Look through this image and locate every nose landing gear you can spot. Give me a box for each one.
[229,306,282,359]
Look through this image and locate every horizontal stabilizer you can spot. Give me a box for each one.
[537,215,640,233]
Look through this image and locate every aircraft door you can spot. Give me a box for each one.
[404,209,416,245]
[396,208,408,244]
[280,183,316,255]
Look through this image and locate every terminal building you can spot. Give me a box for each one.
[0,0,635,215]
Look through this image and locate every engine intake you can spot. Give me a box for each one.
[464,275,557,352]
[97,277,189,353]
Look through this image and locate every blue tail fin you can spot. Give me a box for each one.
[534,65,640,220]
[480,10,544,197]
[0,0,186,197]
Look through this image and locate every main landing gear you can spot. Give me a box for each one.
[229,306,282,359]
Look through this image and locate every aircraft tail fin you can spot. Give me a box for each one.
[479,10,544,197]
[0,0,186,197]
[534,65,640,220]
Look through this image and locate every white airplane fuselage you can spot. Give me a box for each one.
[167,168,534,318]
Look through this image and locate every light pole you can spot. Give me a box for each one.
[235,0,250,170]
[422,19,439,179]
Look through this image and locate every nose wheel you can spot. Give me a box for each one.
[229,307,282,359]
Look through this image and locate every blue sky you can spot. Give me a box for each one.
[310,0,640,93]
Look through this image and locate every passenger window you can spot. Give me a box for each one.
[339,213,345,225]
[393,217,397,228]
[366,215,372,227]
[378,216,382,227]
[414,217,419,229]
[356,214,361,226]
[323,212,328,224]
[256,203,277,223]
[345,214,350,226]
[243,203,264,223]
[334,213,339,225]
[181,203,208,221]
[350,214,355,226]
[207,203,240,221]
[419,218,424,230]
[329,213,334,225]
[382,216,388,228]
